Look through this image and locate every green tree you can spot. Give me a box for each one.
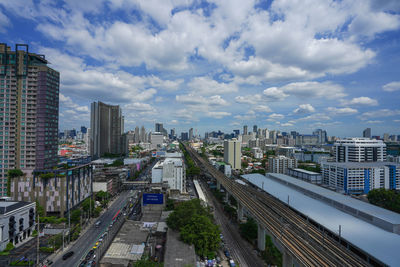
[70,209,81,224]
[167,199,211,230]
[368,188,400,213]
[180,214,221,258]
[239,217,258,242]
[36,200,45,217]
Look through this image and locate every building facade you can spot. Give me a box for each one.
[151,158,185,192]
[0,44,59,196]
[90,101,124,159]
[0,201,36,250]
[224,139,241,170]
[10,163,92,216]
[321,162,400,194]
[363,128,371,138]
[268,156,297,174]
[333,138,386,162]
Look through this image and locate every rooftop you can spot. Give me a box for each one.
[164,229,196,267]
[291,168,321,175]
[242,173,400,266]
[0,201,33,215]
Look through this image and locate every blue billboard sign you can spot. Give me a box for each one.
[143,193,164,205]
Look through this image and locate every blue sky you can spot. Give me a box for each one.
[1,0,400,137]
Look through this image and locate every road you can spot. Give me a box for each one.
[52,190,131,267]
[199,180,265,267]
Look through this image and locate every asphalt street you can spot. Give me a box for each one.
[52,190,130,267]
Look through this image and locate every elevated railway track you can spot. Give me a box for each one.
[183,143,373,267]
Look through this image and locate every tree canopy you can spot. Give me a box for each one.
[368,188,400,213]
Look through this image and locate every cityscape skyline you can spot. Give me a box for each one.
[1,1,400,137]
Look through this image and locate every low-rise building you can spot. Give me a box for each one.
[287,168,322,184]
[0,201,36,250]
[152,158,185,192]
[321,161,400,194]
[10,164,93,216]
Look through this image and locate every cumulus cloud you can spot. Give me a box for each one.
[366,120,383,124]
[263,87,289,101]
[361,109,400,119]
[326,107,358,115]
[253,105,272,113]
[293,104,315,114]
[188,77,238,95]
[268,113,285,120]
[235,94,263,105]
[341,96,378,106]
[382,81,400,92]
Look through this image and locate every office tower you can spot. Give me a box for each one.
[313,129,327,144]
[155,123,163,133]
[170,128,175,138]
[363,128,371,139]
[134,126,140,143]
[90,101,124,158]
[383,133,389,142]
[181,132,189,141]
[224,139,241,170]
[0,44,59,194]
[333,138,386,162]
[253,125,258,133]
[233,129,240,137]
[140,126,146,142]
[189,128,193,140]
[243,125,248,135]
[81,126,87,134]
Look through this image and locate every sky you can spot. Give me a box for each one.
[1,0,400,137]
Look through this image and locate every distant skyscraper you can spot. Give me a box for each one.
[0,43,59,194]
[81,126,87,134]
[363,128,371,138]
[140,126,146,142]
[181,132,189,141]
[233,130,240,137]
[313,129,327,144]
[170,128,176,138]
[134,126,140,143]
[90,101,124,158]
[189,128,194,140]
[224,139,241,170]
[243,125,248,135]
[253,125,258,133]
[155,123,163,133]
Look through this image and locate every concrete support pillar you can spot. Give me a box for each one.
[283,250,294,267]
[216,180,221,190]
[258,223,266,251]
[237,202,244,221]
[225,191,230,204]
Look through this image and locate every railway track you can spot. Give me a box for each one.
[184,143,370,267]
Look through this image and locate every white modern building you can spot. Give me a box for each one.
[321,162,400,194]
[150,132,164,149]
[334,138,386,162]
[224,139,241,170]
[251,147,263,159]
[0,201,36,250]
[268,156,297,174]
[152,158,185,192]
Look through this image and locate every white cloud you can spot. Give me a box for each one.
[382,81,400,92]
[253,105,272,113]
[263,87,289,101]
[176,94,228,107]
[361,109,400,119]
[281,81,347,99]
[366,120,383,124]
[235,94,263,105]
[60,93,89,113]
[341,96,378,106]
[188,77,238,95]
[268,113,285,120]
[326,107,358,115]
[0,10,10,32]
[293,104,315,114]
[206,111,231,119]
[281,122,294,127]
[296,114,331,122]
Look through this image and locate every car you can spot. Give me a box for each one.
[79,260,87,267]
[224,250,230,258]
[95,221,101,227]
[98,238,103,242]
[62,251,74,260]
[85,250,94,260]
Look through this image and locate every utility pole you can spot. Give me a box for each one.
[36,215,40,266]
[68,211,71,243]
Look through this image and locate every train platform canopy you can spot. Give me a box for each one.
[241,173,400,267]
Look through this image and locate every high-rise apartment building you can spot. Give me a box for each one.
[363,128,371,138]
[313,129,327,144]
[134,126,140,143]
[253,125,258,133]
[243,125,248,135]
[224,139,241,170]
[334,138,386,162]
[90,101,124,159]
[189,128,193,140]
[140,126,146,142]
[0,44,59,195]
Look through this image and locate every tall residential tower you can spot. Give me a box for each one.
[0,44,59,195]
[90,101,124,158]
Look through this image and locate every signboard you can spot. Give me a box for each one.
[143,193,164,205]
[151,151,166,158]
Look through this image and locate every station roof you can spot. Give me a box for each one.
[241,173,400,266]
[291,168,321,175]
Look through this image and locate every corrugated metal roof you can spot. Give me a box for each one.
[241,173,400,266]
